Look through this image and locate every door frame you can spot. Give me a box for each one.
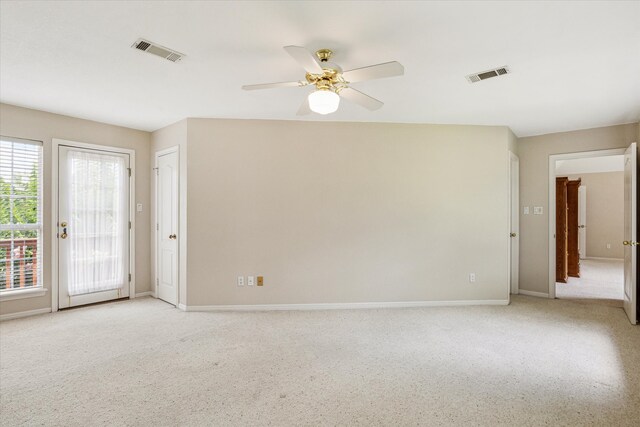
[51,138,136,312]
[509,151,519,295]
[154,146,180,306]
[548,148,626,298]
[578,185,587,259]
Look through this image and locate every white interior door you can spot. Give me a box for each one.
[509,153,519,295]
[58,146,130,308]
[578,185,587,259]
[156,150,179,306]
[623,142,636,325]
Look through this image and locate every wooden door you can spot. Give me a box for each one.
[555,177,568,283]
[567,179,581,277]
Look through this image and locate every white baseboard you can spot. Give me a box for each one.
[583,257,623,261]
[518,290,550,298]
[135,291,156,298]
[180,299,509,312]
[0,307,51,321]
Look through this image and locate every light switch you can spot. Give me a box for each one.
[247,276,255,286]
[136,203,143,212]
[523,206,530,215]
[533,206,544,215]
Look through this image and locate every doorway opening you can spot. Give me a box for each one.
[550,150,628,307]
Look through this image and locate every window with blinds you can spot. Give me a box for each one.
[0,137,43,291]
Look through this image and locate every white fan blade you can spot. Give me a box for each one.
[297,97,311,116]
[283,45,324,74]
[342,61,404,83]
[339,87,383,111]
[242,81,307,91]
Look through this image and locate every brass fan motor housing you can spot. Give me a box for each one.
[303,49,348,92]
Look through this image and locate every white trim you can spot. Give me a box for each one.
[135,291,155,298]
[548,148,626,299]
[509,151,520,296]
[518,290,550,298]
[180,300,509,312]
[51,138,136,311]
[154,146,180,307]
[0,307,51,321]
[583,256,624,261]
[0,287,48,301]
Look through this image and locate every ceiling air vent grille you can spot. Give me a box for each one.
[131,38,185,62]
[466,66,510,83]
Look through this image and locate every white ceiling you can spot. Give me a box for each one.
[1,1,639,136]
[556,155,624,175]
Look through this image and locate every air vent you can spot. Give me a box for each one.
[466,66,510,83]
[131,38,185,63]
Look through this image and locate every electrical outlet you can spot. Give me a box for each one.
[257,276,264,286]
[237,276,244,286]
[533,206,544,215]
[247,276,255,286]
[607,243,611,249]
[469,273,476,283]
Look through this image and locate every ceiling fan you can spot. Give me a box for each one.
[242,46,404,115]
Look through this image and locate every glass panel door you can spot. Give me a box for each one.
[58,146,130,308]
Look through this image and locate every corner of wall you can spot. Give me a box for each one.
[507,127,518,156]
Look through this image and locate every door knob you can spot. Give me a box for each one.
[510,232,517,237]
[578,225,585,229]
[169,234,177,240]
[623,241,630,246]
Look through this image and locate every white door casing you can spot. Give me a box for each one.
[578,185,587,259]
[548,148,626,299]
[58,145,131,308]
[156,149,179,306]
[509,152,519,295]
[623,142,636,325]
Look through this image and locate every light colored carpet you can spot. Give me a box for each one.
[556,258,624,301]
[1,296,639,426]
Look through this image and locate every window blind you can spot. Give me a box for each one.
[0,136,43,291]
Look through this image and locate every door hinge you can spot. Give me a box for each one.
[129,221,132,230]
[156,223,159,231]
[129,273,132,282]
[156,278,159,287]
[127,168,132,177]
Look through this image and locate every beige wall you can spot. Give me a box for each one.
[183,119,512,306]
[151,120,188,305]
[565,172,624,259]
[0,103,152,316]
[518,123,638,294]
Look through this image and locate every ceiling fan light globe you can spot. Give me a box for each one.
[308,89,340,115]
